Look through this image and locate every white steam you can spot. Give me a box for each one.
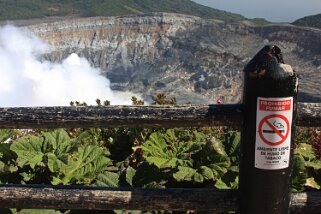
[0,25,139,107]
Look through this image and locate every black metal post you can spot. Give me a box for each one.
[239,45,299,214]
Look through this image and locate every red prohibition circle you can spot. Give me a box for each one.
[258,114,290,146]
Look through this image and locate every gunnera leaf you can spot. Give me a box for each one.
[47,152,66,172]
[0,143,17,163]
[305,177,321,190]
[306,160,321,170]
[96,171,119,187]
[0,161,9,174]
[57,145,111,185]
[198,138,231,168]
[142,132,168,158]
[42,129,77,159]
[292,154,308,192]
[295,143,316,160]
[145,157,178,169]
[42,129,70,150]
[173,166,203,183]
[0,129,20,143]
[125,166,136,186]
[224,131,240,163]
[200,166,214,180]
[215,173,239,189]
[142,130,200,169]
[10,135,45,169]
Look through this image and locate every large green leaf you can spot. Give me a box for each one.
[164,129,178,144]
[0,142,26,181]
[142,130,203,170]
[54,145,111,185]
[215,175,239,189]
[42,129,76,159]
[0,130,16,143]
[42,129,69,150]
[173,166,200,182]
[211,138,228,157]
[292,154,308,192]
[0,161,10,174]
[125,166,136,186]
[0,143,17,163]
[145,156,169,168]
[47,153,66,172]
[200,166,214,180]
[305,177,321,190]
[224,131,240,164]
[225,132,240,155]
[142,133,169,158]
[10,136,45,169]
[207,164,229,178]
[306,160,321,170]
[199,138,231,167]
[295,143,316,160]
[51,176,64,185]
[96,171,119,187]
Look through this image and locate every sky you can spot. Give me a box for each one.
[193,0,321,22]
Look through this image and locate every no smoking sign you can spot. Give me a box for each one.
[255,97,293,170]
[258,114,290,146]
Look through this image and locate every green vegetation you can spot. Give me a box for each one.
[0,95,320,213]
[293,13,321,29]
[251,18,271,25]
[0,0,247,22]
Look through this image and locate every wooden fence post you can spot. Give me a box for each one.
[239,45,299,214]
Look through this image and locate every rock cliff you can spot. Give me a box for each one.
[25,13,321,104]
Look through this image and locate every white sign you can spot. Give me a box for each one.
[255,97,293,170]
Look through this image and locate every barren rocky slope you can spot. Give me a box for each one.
[24,13,321,104]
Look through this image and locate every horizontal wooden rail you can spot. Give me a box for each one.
[0,185,319,213]
[0,104,244,128]
[0,102,320,129]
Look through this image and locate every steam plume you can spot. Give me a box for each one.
[0,25,138,107]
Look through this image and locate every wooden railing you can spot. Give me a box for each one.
[0,103,320,213]
[0,102,320,129]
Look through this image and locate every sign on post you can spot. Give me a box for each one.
[239,45,299,214]
[255,97,293,169]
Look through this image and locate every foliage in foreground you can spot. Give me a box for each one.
[0,127,239,189]
[0,126,319,190]
[0,96,320,213]
[0,126,319,214]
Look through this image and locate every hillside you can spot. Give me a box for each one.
[293,13,321,29]
[26,13,321,104]
[0,0,245,22]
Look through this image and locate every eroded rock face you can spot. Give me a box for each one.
[25,13,321,104]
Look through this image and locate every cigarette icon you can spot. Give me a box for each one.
[263,130,285,133]
[263,121,285,133]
